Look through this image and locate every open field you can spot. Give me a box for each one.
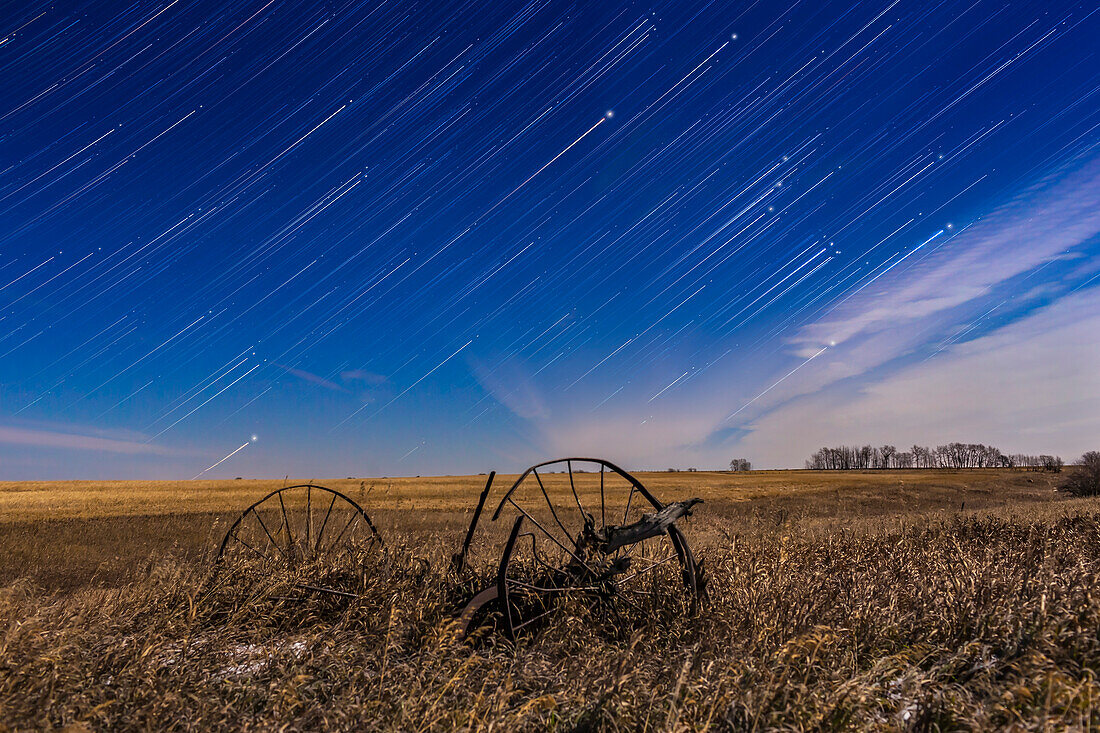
[4,468,1100,730]
[0,468,1063,590]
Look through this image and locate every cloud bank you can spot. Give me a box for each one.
[528,152,1100,468]
[735,287,1100,466]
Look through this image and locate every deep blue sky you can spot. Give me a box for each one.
[2,0,1098,479]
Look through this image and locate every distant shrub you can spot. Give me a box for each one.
[1060,452,1100,496]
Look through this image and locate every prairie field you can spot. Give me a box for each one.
[3,468,1099,730]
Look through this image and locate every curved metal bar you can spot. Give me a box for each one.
[455,585,499,639]
[667,525,700,609]
[497,515,526,640]
[491,457,663,521]
[567,460,586,518]
[522,531,565,575]
[215,484,380,563]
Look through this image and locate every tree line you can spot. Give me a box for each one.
[804,442,1064,471]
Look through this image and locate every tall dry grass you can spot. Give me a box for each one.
[3,506,1100,730]
[0,468,1063,590]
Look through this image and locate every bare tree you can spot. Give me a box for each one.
[1060,452,1100,496]
[1040,455,1064,473]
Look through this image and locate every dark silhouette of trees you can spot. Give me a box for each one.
[1040,455,1064,473]
[1060,452,1100,496]
[1005,454,1064,472]
[805,442,1063,471]
[729,458,752,472]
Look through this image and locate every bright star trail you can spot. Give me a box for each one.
[1,0,1097,478]
[190,439,251,480]
[723,346,829,422]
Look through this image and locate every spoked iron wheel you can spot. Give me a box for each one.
[216,484,381,597]
[492,458,700,639]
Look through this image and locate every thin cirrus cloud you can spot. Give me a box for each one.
[470,356,550,421]
[274,365,393,394]
[792,152,1100,359]
[733,285,1100,466]
[532,151,1100,469]
[0,423,177,455]
[340,370,389,386]
[718,152,1100,465]
[273,363,350,393]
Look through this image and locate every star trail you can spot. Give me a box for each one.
[1,0,1098,478]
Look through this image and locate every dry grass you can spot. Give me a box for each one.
[0,469,1060,590]
[3,469,1096,730]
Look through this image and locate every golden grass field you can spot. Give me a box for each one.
[4,467,1100,730]
[0,468,1063,590]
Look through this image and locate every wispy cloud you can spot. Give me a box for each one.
[713,153,1100,464]
[712,152,1100,432]
[273,363,350,393]
[795,153,1100,356]
[470,356,550,420]
[340,370,388,386]
[0,423,176,455]
[534,152,1100,468]
[734,286,1100,465]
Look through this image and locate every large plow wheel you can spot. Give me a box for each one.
[491,458,701,639]
[215,484,381,596]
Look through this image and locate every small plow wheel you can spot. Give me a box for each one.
[215,484,381,597]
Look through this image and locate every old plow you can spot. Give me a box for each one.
[214,457,704,639]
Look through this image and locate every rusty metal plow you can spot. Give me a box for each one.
[215,459,703,639]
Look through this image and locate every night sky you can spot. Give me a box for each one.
[2,0,1098,480]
